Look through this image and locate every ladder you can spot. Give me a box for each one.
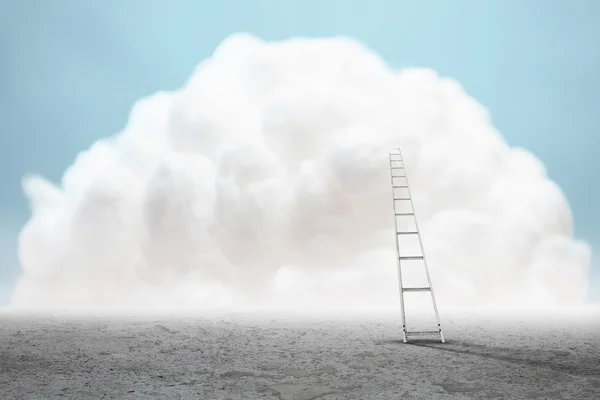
[389,147,445,343]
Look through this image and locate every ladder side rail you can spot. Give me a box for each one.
[389,153,408,343]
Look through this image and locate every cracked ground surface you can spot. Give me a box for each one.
[1,309,599,399]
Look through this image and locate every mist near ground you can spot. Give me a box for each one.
[11,34,591,312]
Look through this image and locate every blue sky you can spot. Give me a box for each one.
[1,0,599,304]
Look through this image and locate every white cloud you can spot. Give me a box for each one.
[11,33,591,312]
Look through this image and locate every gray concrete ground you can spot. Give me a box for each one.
[1,309,599,399]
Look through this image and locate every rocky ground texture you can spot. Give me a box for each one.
[1,308,599,399]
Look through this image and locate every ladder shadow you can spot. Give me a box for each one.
[401,340,600,378]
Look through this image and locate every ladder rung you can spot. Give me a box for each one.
[403,287,431,292]
[399,256,424,260]
[392,185,408,188]
[395,212,414,216]
[406,330,440,335]
[390,167,404,170]
[394,197,411,200]
[397,231,418,235]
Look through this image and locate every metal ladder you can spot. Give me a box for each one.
[389,147,445,343]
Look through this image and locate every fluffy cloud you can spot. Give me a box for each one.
[12,34,591,311]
